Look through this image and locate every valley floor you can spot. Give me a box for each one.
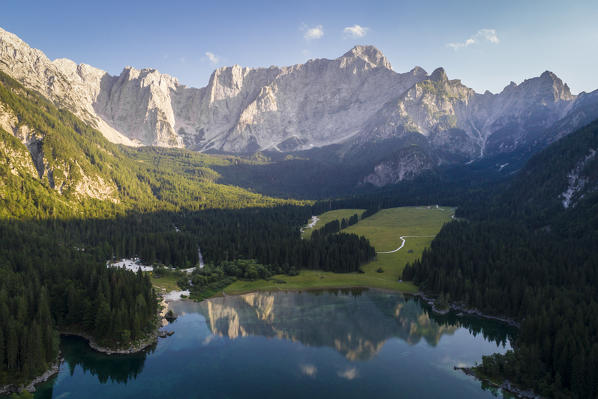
[223,206,454,295]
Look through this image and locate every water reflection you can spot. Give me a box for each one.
[26,289,515,399]
[187,289,514,361]
[61,336,155,384]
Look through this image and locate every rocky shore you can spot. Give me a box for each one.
[1,295,174,395]
[413,291,540,398]
[411,292,520,327]
[455,366,542,399]
[60,329,159,355]
[61,296,172,355]
[0,356,62,395]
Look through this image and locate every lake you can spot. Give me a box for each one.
[28,289,516,398]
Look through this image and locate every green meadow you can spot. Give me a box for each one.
[301,208,365,239]
[151,272,183,292]
[225,206,454,295]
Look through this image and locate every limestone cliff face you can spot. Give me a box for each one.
[173,46,426,152]
[94,67,182,147]
[361,148,435,187]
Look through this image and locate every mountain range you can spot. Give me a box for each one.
[1,26,598,188]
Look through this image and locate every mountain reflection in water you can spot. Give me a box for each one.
[190,289,512,361]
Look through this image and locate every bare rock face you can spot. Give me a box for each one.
[362,149,435,187]
[94,67,182,147]
[361,67,579,159]
[172,45,427,152]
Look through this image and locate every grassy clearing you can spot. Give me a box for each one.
[301,208,364,239]
[345,206,454,283]
[225,270,419,294]
[150,273,181,293]
[225,206,454,295]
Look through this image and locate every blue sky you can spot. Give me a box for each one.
[2,0,597,93]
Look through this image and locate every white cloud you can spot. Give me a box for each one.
[300,364,317,377]
[304,25,324,40]
[478,28,500,44]
[337,367,359,380]
[202,335,216,345]
[205,51,220,64]
[344,25,369,38]
[447,29,500,50]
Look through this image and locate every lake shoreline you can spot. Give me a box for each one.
[0,295,172,396]
[0,356,62,396]
[1,326,163,396]
[455,366,542,399]
[216,283,518,328]
[213,283,405,299]
[59,295,171,355]
[210,283,518,328]
[59,329,159,355]
[411,291,541,398]
[410,292,521,328]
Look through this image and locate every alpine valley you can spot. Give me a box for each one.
[0,17,598,399]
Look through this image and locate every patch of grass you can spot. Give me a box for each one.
[190,277,236,301]
[150,272,182,293]
[225,206,455,296]
[345,206,454,283]
[224,270,419,295]
[301,208,364,239]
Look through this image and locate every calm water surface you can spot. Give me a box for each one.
[29,289,515,398]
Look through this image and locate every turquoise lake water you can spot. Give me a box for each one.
[27,289,516,399]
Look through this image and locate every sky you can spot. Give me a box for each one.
[1,0,597,94]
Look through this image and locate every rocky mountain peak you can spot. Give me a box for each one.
[506,71,574,103]
[540,70,557,80]
[429,67,448,82]
[0,26,25,47]
[52,58,106,83]
[539,70,573,101]
[341,45,392,70]
[409,66,428,77]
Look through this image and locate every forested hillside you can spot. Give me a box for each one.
[0,221,157,388]
[0,70,301,220]
[402,120,598,398]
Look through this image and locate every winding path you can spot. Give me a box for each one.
[300,216,320,235]
[376,235,435,254]
[306,216,320,229]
